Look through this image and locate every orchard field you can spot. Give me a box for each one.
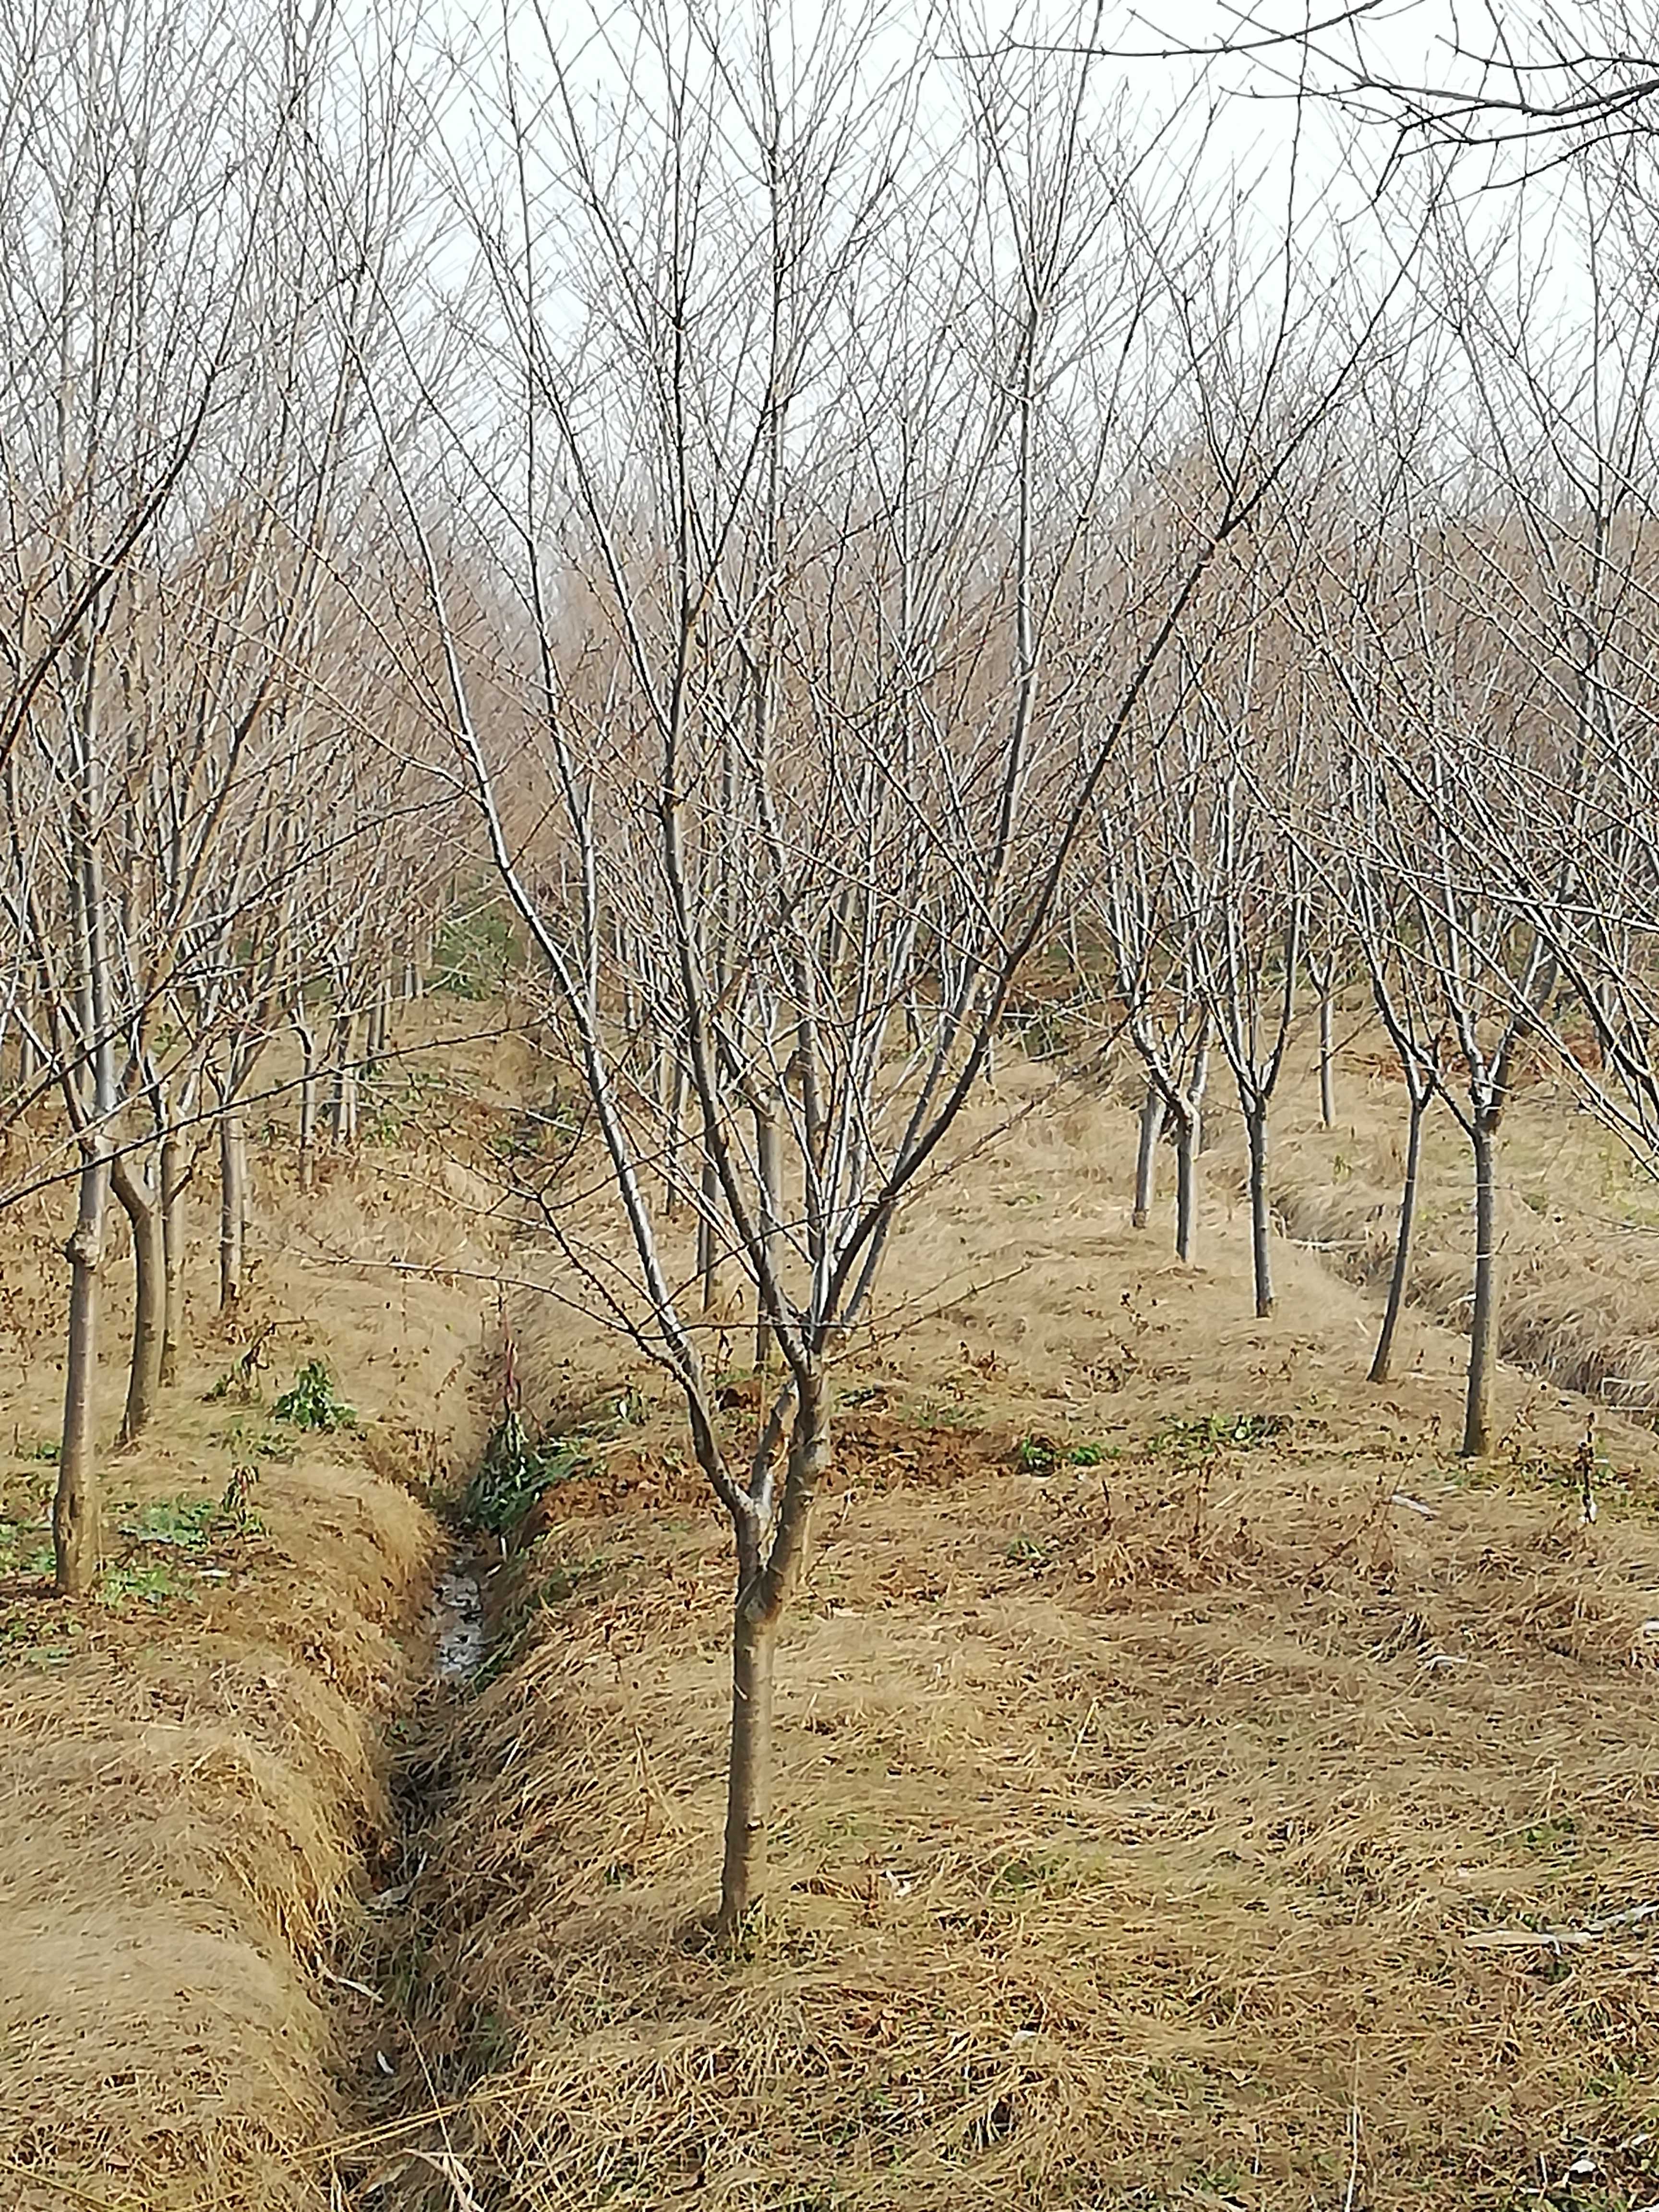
[10,0,1659,2208]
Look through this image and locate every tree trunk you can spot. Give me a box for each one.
[1461,1114,1502,1456]
[56,1137,109,1594]
[1370,1088,1426,1385]
[716,1582,777,1938]
[1132,1082,1164,1228]
[754,1103,783,1370]
[111,1157,164,1444]
[296,1014,319,1193]
[697,1150,721,1315]
[159,1125,187,1387]
[219,1109,247,1311]
[715,1380,830,1940]
[328,1012,358,1148]
[1244,1097,1273,1318]
[664,1054,688,1219]
[1318,992,1336,1128]
[371,978,392,1070]
[1175,1103,1201,1262]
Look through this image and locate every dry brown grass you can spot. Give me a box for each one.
[0,1005,521,2211]
[358,1067,1659,2212]
[1263,1020,1659,1415]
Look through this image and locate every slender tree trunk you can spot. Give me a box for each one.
[296,1012,319,1193]
[1175,1103,1201,1262]
[1132,1082,1164,1229]
[159,1125,187,1386]
[56,1135,109,1594]
[1462,1114,1502,1456]
[1370,1088,1426,1385]
[698,1149,721,1315]
[754,1102,782,1370]
[717,1571,777,1937]
[1244,1097,1273,1318]
[715,1380,831,1939]
[1318,992,1336,1128]
[219,1109,247,1311]
[363,984,388,1076]
[664,1054,688,1219]
[328,1011,358,1147]
[110,1157,164,1444]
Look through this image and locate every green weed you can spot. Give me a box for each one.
[464,1409,592,1535]
[272,1360,357,1431]
[1016,1434,1112,1474]
[99,1559,186,1608]
[121,1496,219,1549]
[1151,1411,1290,1455]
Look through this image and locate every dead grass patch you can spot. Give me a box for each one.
[359,1063,1659,2211]
[0,1010,512,2210]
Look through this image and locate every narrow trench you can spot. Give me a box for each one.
[322,1513,500,2208]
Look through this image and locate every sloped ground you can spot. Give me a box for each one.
[368,1070,1659,2212]
[0,1010,522,2211]
[1263,1013,1659,1414]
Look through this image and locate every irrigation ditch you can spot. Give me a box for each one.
[312,1352,625,2209]
[317,1489,508,2207]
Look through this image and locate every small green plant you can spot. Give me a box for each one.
[99,1559,186,1608]
[121,1496,220,1550]
[1016,1434,1111,1474]
[465,1409,591,1535]
[0,1519,54,1575]
[1151,1411,1290,1455]
[272,1361,357,1431]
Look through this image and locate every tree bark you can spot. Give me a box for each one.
[1132,1082,1164,1228]
[1318,992,1336,1127]
[1175,1103,1201,1262]
[715,1379,830,1940]
[295,1009,319,1192]
[754,1102,782,1370]
[1243,1097,1273,1318]
[1370,1087,1426,1385]
[1461,1113,1502,1456]
[328,1010,358,1147]
[110,1154,164,1444]
[716,1579,777,1937]
[159,1124,187,1386]
[219,1108,247,1311]
[697,1150,721,1315]
[56,1135,109,1594]
[664,1053,688,1219]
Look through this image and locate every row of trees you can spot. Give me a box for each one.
[0,0,468,1587]
[8,0,1659,1935]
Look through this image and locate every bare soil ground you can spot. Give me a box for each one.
[0,1010,525,2211]
[368,1057,1659,2212]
